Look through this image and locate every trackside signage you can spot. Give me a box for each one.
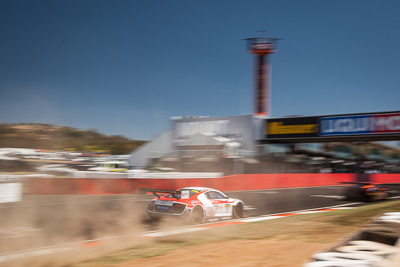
[265,117,319,139]
[263,112,400,141]
[172,115,256,150]
[319,115,370,135]
[0,183,22,203]
[319,113,400,136]
[373,113,400,133]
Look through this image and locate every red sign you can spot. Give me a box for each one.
[371,113,400,133]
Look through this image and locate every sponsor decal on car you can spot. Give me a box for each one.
[155,200,174,206]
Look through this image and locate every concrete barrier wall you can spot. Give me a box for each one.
[371,174,400,184]
[23,173,400,195]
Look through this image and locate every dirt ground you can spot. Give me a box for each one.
[74,200,400,267]
[112,238,329,267]
[75,212,365,267]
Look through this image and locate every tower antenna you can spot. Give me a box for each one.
[244,32,281,117]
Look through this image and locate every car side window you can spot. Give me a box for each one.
[206,191,227,199]
[190,189,199,196]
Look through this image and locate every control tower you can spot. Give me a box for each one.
[244,34,280,117]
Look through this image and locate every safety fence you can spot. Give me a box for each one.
[305,212,400,266]
[23,173,400,195]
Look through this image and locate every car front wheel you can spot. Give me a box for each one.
[233,202,244,218]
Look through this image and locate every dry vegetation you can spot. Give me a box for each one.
[0,123,146,154]
[72,200,400,267]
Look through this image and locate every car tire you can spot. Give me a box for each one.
[335,240,399,256]
[189,206,204,224]
[147,212,160,222]
[311,251,382,262]
[233,202,244,218]
[305,261,370,267]
[363,226,400,245]
[362,194,373,202]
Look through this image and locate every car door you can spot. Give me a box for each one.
[205,190,232,217]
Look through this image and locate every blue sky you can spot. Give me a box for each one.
[1,0,399,140]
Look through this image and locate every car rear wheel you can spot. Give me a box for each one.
[147,212,160,222]
[189,206,204,224]
[233,202,244,218]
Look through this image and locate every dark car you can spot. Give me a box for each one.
[342,182,389,201]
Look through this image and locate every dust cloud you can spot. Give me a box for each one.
[0,194,160,267]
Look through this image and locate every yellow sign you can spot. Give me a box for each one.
[267,122,318,135]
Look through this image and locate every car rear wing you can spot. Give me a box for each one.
[139,187,181,199]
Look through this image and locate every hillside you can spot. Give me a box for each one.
[0,123,146,155]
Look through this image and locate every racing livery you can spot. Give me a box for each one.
[341,182,389,201]
[140,187,245,224]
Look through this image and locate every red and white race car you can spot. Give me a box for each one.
[139,187,245,224]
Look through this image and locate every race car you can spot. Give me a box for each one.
[341,182,390,201]
[139,187,245,224]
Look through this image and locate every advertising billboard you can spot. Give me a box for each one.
[263,112,400,142]
[172,115,256,151]
[319,115,370,136]
[265,116,319,139]
[372,113,400,133]
[319,113,400,136]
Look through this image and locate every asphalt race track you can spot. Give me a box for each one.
[0,185,399,266]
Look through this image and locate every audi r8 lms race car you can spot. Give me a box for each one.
[341,182,390,202]
[139,187,245,224]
